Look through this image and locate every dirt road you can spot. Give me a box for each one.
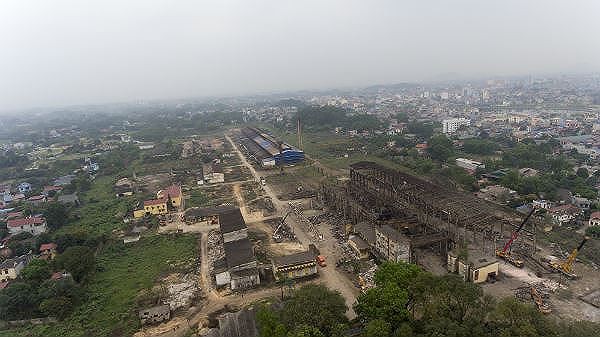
[225,133,359,318]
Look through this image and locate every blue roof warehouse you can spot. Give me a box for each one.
[239,127,304,167]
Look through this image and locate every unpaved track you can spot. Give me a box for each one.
[225,133,359,318]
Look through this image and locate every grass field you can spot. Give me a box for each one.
[55,175,134,237]
[0,234,198,337]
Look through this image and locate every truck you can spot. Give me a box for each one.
[316,255,327,267]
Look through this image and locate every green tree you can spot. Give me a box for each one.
[364,319,392,337]
[39,296,73,319]
[489,298,555,337]
[576,167,589,179]
[256,304,288,337]
[20,259,51,284]
[355,283,410,328]
[280,284,347,336]
[407,122,434,139]
[0,283,37,320]
[462,139,499,155]
[43,202,69,230]
[288,325,325,337]
[427,135,454,162]
[55,245,96,283]
[374,262,421,288]
[585,226,600,238]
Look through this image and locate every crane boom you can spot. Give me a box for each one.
[502,208,536,254]
[560,237,588,274]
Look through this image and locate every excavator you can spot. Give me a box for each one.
[496,208,537,267]
[549,236,589,279]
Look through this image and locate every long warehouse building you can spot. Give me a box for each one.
[240,127,304,167]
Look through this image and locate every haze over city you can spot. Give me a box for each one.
[1,0,600,110]
[3,1,600,337]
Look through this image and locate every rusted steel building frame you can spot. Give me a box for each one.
[345,162,522,247]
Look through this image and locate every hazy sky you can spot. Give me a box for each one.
[1,0,599,110]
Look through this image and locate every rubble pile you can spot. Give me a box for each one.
[515,281,555,313]
[309,212,347,243]
[358,265,377,291]
[165,273,200,311]
[207,230,225,277]
[289,202,324,242]
[270,216,297,242]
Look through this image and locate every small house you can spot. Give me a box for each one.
[589,211,600,227]
[348,235,371,260]
[139,305,170,325]
[26,195,47,206]
[39,243,58,260]
[156,185,183,208]
[548,204,582,226]
[447,249,498,284]
[7,216,48,236]
[58,193,80,206]
[375,225,411,263]
[272,251,317,280]
[17,182,32,194]
[0,254,32,282]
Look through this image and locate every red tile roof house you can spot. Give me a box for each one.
[6,212,23,220]
[589,211,600,227]
[7,216,48,236]
[548,204,582,226]
[26,195,47,206]
[42,185,63,196]
[39,243,58,260]
[157,185,183,208]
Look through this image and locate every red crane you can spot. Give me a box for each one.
[496,208,537,267]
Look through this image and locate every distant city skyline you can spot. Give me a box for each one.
[1,0,600,111]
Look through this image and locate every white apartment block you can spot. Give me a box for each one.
[442,118,471,134]
[456,158,485,172]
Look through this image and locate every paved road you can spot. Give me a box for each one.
[225,133,359,318]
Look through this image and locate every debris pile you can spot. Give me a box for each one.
[515,282,555,314]
[165,273,200,311]
[207,230,225,278]
[270,216,296,242]
[358,265,377,291]
[289,202,323,242]
[308,212,347,243]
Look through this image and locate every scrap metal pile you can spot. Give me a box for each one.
[308,211,347,244]
[514,281,559,314]
[269,216,297,242]
[207,229,225,288]
[289,201,324,242]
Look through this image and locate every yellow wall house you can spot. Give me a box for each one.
[447,249,499,284]
[272,251,317,281]
[157,185,183,208]
[137,198,168,217]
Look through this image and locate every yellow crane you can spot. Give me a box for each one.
[549,236,589,279]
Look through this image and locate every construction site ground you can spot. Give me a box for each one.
[231,130,600,324]
[139,131,600,337]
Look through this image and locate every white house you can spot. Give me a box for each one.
[0,255,32,282]
[7,216,48,236]
[589,211,600,227]
[456,158,485,172]
[548,204,582,226]
[17,182,32,194]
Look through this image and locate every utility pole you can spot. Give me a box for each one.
[297,117,303,150]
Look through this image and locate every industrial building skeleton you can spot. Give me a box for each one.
[320,162,536,261]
